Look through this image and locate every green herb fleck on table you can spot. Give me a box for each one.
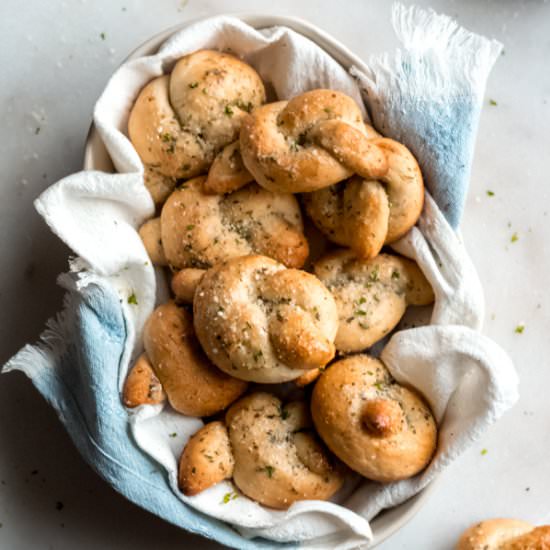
[515,324,525,334]
[510,232,519,243]
[481,448,488,456]
[486,190,495,197]
[100,32,106,40]
[169,432,177,438]
[265,465,275,478]
[127,293,138,305]
[35,127,41,135]
[489,99,497,106]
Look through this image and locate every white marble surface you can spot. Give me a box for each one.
[0,0,548,548]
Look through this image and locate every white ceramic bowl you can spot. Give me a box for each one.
[83,14,438,548]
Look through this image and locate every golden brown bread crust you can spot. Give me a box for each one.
[204,140,254,194]
[122,354,165,408]
[143,301,247,416]
[311,354,437,482]
[138,217,167,266]
[293,367,323,387]
[143,165,177,207]
[303,176,390,259]
[178,421,234,496]
[456,519,549,550]
[193,255,338,383]
[314,250,434,352]
[239,90,387,193]
[226,392,345,509]
[171,268,205,303]
[128,50,265,180]
[159,177,309,270]
[503,527,550,549]
[304,138,424,259]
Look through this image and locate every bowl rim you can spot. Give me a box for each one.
[83,13,440,549]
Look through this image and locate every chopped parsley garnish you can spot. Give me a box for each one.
[253,350,263,362]
[486,190,495,197]
[510,232,519,243]
[161,132,173,142]
[515,324,525,334]
[265,465,275,478]
[224,105,234,116]
[391,270,400,279]
[357,297,367,305]
[188,82,199,89]
[186,224,195,230]
[221,491,239,504]
[489,99,497,106]
[369,266,379,282]
[127,293,138,305]
[354,310,367,316]
[237,100,253,113]
[281,408,290,420]
[374,382,384,391]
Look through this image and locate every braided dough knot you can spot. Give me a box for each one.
[139,176,309,270]
[303,138,425,259]
[128,49,265,192]
[239,89,388,193]
[193,255,339,383]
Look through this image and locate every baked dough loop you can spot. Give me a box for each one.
[239,89,388,193]
[226,392,345,509]
[128,50,265,183]
[457,519,550,550]
[149,176,308,270]
[178,421,234,496]
[171,268,205,303]
[303,138,424,259]
[193,255,339,383]
[314,250,434,353]
[143,300,247,416]
[122,354,165,408]
[311,354,437,482]
[204,139,255,194]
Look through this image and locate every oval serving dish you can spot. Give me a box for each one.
[83,13,438,549]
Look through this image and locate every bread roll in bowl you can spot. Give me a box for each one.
[226,392,345,509]
[128,49,265,181]
[204,139,255,194]
[239,89,388,193]
[152,176,308,270]
[311,354,437,482]
[122,354,165,408]
[457,518,550,549]
[303,139,424,258]
[314,250,434,352]
[193,255,338,383]
[171,268,205,303]
[143,301,247,416]
[178,421,234,496]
